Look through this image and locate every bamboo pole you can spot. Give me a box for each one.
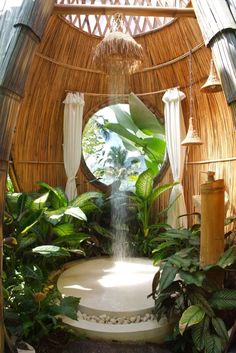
[53,4,196,18]
[187,156,236,165]
[200,178,225,267]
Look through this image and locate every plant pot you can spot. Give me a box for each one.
[17,342,35,353]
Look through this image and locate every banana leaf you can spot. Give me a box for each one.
[110,104,138,133]
[105,123,146,147]
[129,93,165,135]
[143,137,166,160]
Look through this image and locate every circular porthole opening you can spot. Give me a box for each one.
[82,103,166,191]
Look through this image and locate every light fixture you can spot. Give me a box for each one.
[182,50,203,146]
[93,13,143,75]
[201,59,222,93]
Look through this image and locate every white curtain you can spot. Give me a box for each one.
[162,88,187,228]
[63,92,84,201]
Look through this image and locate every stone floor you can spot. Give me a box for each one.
[62,341,172,353]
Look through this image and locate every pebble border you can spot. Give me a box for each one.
[77,311,155,325]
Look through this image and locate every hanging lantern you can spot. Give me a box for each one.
[181,50,203,146]
[201,59,222,93]
[181,117,203,146]
[93,13,143,75]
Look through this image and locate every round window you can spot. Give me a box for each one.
[82,102,166,191]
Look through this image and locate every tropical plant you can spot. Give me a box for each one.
[105,93,166,175]
[105,145,128,178]
[118,168,177,256]
[152,225,200,265]
[152,244,236,353]
[3,181,108,266]
[3,260,80,346]
[3,182,112,349]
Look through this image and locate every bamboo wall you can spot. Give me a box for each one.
[11,13,236,220]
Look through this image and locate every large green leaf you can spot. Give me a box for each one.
[32,245,70,257]
[129,93,165,135]
[18,234,37,249]
[20,211,43,234]
[169,253,192,270]
[179,305,205,335]
[211,317,228,344]
[91,223,112,238]
[17,193,30,218]
[204,334,223,353]
[71,192,104,208]
[44,207,66,225]
[191,316,209,351]
[53,223,75,237]
[159,262,178,291]
[71,192,104,215]
[30,192,49,211]
[217,245,236,269]
[121,137,139,152]
[78,202,100,215]
[23,265,44,281]
[52,296,80,320]
[152,240,177,264]
[152,240,177,254]
[158,228,193,240]
[135,169,154,200]
[143,137,166,160]
[37,181,67,209]
[189,291,215,317]
[144,159,159,175]
[53,233,88,245]
[6,192,23,218]
[209,289,236,309]
[110,104,138,133]
[150,182,177,205]
[105,123,146,147]
[64,206,87,221]
[179,270,205,287]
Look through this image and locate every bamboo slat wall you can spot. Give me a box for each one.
[11,12,236,221]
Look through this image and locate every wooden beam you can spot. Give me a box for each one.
[53,5,196,18]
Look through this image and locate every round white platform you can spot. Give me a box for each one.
[57,257,171,343]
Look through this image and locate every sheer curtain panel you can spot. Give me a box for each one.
[63,92,84,201]
[162,88,187,228]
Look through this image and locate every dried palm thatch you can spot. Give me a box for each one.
[93,14,143,75]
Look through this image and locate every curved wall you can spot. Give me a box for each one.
[11,13,236,219]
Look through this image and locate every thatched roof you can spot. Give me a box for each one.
[1,0,236,220]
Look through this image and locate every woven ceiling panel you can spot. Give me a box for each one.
[55,0,189,36]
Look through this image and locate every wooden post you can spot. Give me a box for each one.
[200,179,225,267]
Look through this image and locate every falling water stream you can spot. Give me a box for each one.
[111,188,131,259]
[107,75,132,260]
